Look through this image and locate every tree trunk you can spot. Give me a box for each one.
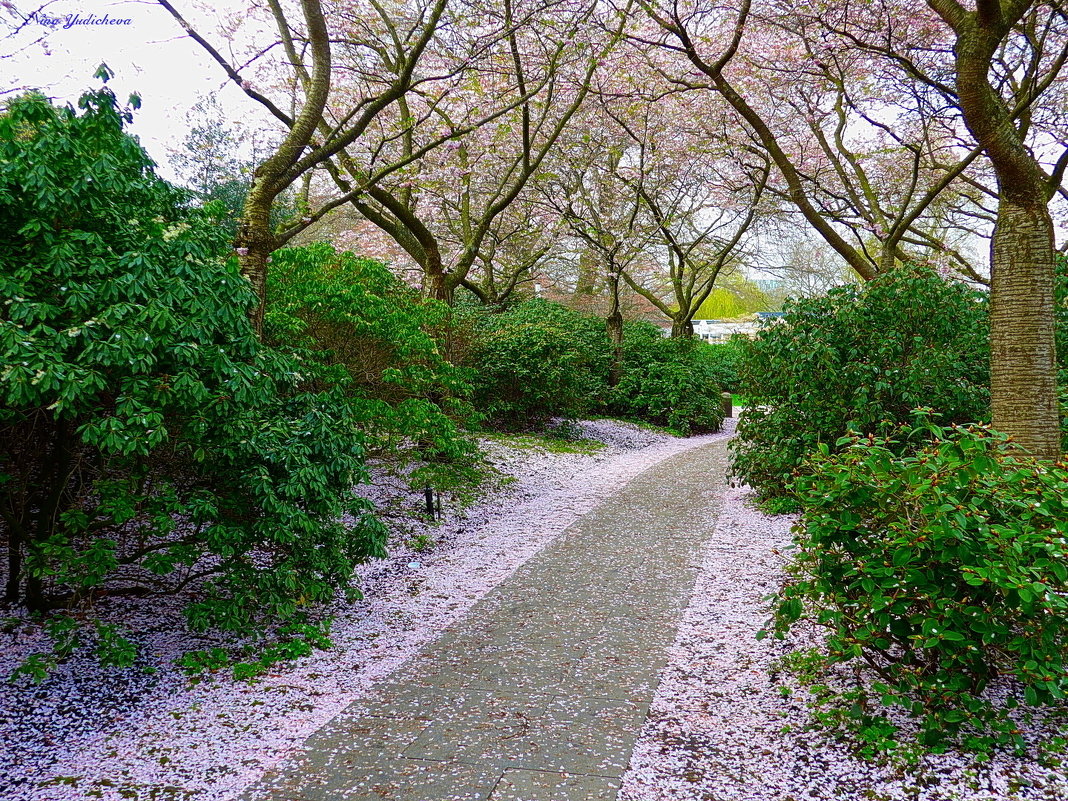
[24,570,45,614]
[5,526,22,603]
[925,0,1062,459]
[19,418,74,613]
[424,249,456,304]
[989,198,1060,458]
[878,242,897,274]
[428,276,454,305]
[236,179,277,338]
[671,317,694,338]
[606,310,624,387]
[606,269,624,387]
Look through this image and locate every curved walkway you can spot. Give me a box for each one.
[241,438,731,801]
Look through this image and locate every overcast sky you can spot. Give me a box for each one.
[3,0,264,181]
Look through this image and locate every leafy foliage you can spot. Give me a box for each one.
[702,337,744,394]
[0,86,384,676]
[769,418,1068,753]
[265,243,479,493]
[611,322,725,435]
[464,299,728,433]
[465,299,613,427]
[692,284,769,319]
[731,268,989,507]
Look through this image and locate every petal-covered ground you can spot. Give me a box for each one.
[619,483,1068,801]
[6,417,1068,801]
[0,419,715,801]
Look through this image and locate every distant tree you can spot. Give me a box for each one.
[170,96,244,197]
[692,279,770,319]
[170,96,296,239]
[540,92,768,342]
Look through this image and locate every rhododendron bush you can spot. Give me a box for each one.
[732,268,990,508]
[0,84,385,677]
[770,419,1068,753]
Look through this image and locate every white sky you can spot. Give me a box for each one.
[3,0,264,181]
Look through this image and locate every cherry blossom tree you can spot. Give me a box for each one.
[542,91,769,340]
[637,0,1068,456]
[457,197,565,305]
[156,0,544,328]
[631,1,998,280]
[540,120,651,380]
[325,0,631,303]
[925,0,1067,458]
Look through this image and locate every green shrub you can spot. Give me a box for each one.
[703,337,744,394]
[466,299,612,427]
[770,417,1068,752]
[1056,255,1068,451]
[611,322,725,435]
[732,268,989,507]
[0,84,384,676]
[265,243,479,493]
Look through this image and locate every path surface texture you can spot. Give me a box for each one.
[242,438,731,801]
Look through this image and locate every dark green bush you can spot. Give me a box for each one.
[770,417,1068,752]
[265,243,479,492]
[1056,255,1068,451]
[731,268,989,507]
[0,85,384,676]
[610,322,725,435]
[466,299,612,428]
[703,337,744,394]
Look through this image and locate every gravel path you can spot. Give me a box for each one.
[238,435,732,800]
[618,483,1068,801]
[0,419,726,801]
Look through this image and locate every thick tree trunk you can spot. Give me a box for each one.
[423,248,456,304]
[924,0,1061,458]
[878,243,897,274]
[428,276,454,304]
[236,180,278,338]
[671,317,694,338]
[989,199,1060,458]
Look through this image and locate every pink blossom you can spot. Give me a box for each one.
[235,247,249,256]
